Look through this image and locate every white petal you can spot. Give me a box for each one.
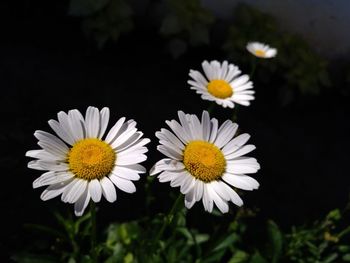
[157,145,182,160]
[202,185,213,212]
[68,109,85,141]
[222,173,257,190]
[105,117,126,143]
[26,150,60,161]
[226,163,260,174]
[115,132,143,152]
[194,180,204,201]
[28,160,69,171]
[48,119,75,145]
[150,158,185,175]
[119,164,146,174]
[225,145,256,159]
[230,75,249,88]
[57,111,76,145]
[166,120,190,144]
[74,187,91,216]
[98,107,110,139]
[189,70,208,86]
[184,188,196,209]
[209,118,219,143]
[40,179,74,201]
[170,171,188,188]
[33,171,74,188]
[210,181,230,201]
[89,179,102,202]
[201,111,211,141]
[112,166,141,181]
[157,128,185,150]
[180,173,195,194]
[222,134,251,155]
[109,174,136,193]
[207,184,229,213]
[202,60,214,80]
[158,171,178,183]
[214,121,238,149]
[35,130,69,155]
[66,179,88,204]
[178,111,193,140]
[100,177,117,202]
[116,153,147,165]
[220,182,243,207]
[85,106,100,138]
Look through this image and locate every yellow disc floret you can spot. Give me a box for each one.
[254,49,266,57]
[183,140,226,182]
[207,79,233,99]
[68,138,116,180]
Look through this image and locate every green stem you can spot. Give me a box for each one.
[207,102,216,114]
[90,202,97,263]
[231,105,240,122]
[155,194,183,243]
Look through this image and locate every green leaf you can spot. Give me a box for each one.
[267,220,283,263]
[323,253,338,263]
[212,233,238,252]
[343,254,350,262]
[228,250,249,263]
[326,209,341,221]
[250,252,269,263]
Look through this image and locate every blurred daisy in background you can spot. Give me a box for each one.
[150,111,260,213]
[188,60,255,108]
[246,42,277,58]
[26,106,150,216]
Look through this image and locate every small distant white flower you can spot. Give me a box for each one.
[246,42,277,58]
[188,60,255,108]
[150,111,260,213]
[26,106,150,216]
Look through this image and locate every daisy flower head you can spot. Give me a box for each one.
[246,42,277,58]
[150,111,260,214]
[188,60,254,109]
[26,106,150,216]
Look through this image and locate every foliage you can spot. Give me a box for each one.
[157,0,215,58]
[12,203,350,262]
[69,0,133,48]
[285,209,350,263]
[223,4,331,105]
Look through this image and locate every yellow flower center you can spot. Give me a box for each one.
[254,49,266,57]
[68,138,116,180]
[207,79,233,99]
[183,140,226,182]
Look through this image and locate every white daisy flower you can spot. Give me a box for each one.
[26,106,150,216]
[150,111,260,213]
[188,60,254,108]
[246,42,277,58]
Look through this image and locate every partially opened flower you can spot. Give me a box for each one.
[150,111,260,213]
[26,106,150,216]
[188,60,254,108]
[246,42,277,58]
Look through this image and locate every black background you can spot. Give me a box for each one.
[1,0,350,260]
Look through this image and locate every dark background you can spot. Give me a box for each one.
[1,0,350,260]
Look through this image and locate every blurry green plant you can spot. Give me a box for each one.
[285,209,350,263]
[12,200,350,263]
[69,0,133,48]
[156,0,214,58]
[223,4,331,105]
